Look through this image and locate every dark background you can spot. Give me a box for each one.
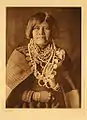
[6,7,81,103]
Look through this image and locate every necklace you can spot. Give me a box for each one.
[27,39,65,91]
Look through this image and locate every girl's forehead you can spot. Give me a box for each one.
[34,21,49,27]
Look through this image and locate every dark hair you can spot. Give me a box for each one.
[25,12,58,40]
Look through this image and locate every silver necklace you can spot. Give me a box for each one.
[27,39,65,91]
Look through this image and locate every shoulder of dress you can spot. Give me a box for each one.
[55,46,66,61]
[16,46,32,63]
[7,45,31,67]
[16,46,28,56]
[7,46,29,66]
[7,46,33,73]
[55,45,65,52]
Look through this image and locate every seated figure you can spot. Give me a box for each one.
[6,12,79,108]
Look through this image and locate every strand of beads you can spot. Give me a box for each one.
[27,39,65,91]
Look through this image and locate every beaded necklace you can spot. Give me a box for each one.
[27,39,65,91]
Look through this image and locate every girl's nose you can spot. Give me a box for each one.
[39,27,45,35]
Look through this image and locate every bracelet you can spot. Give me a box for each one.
[27,91,34,102]
[22,90,34,103]
[31,91,34,101]
[33,92,40,101]
[22,90,28,102]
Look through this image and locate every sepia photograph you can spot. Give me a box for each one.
[6,7,81,108]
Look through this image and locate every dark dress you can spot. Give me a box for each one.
[6,46,75,108]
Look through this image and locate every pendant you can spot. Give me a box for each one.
[26,57,30,61]
[52,71,57,76]
[46,81,51,88]
[48,74,54,79]
[53,83,60,91]
[56,50,60,55]
[38,79,45,87]
[26,53,29,56]
[53,64,57,69]
[49,80,55,88]
[54,59,58,64]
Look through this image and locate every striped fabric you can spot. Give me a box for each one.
[6,48,33,91]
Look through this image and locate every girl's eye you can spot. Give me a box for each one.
[33,26,39,30]
[44,27,50,30]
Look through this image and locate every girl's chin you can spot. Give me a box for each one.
[34,39,51,48]
[36,41,47,46]
[36,43,48,48]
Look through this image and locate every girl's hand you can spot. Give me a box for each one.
[33,91,51,102]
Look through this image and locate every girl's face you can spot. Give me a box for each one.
[32,21,51,48]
